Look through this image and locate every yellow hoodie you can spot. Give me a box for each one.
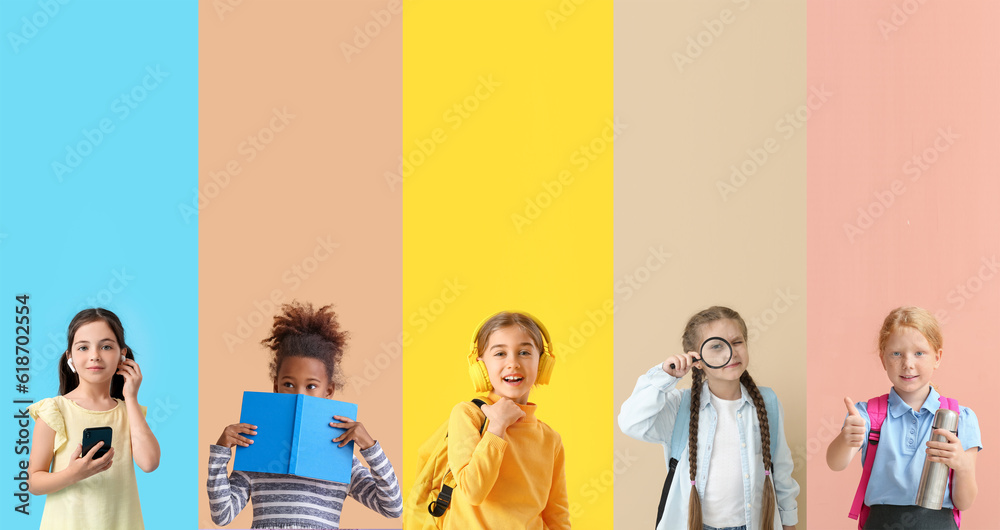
[443,393,570,529]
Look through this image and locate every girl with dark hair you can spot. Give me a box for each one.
[27,308,160,530]
[207,301,402,529]
[619,306,798,530]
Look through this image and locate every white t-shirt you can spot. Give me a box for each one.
[703,393,746,528]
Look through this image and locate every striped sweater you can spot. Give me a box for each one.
[207,442,402,529]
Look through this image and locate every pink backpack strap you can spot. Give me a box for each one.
[849,394,888,530]
[938,396,961,529]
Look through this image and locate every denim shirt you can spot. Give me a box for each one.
[619,365,799,530]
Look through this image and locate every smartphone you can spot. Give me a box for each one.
[82,427,112,459]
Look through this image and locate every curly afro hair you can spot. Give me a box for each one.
[261,301,349,387]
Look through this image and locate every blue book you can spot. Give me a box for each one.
[233,391,358,484]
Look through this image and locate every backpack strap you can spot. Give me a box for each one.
[759,387,781,458]
[938,396,961,528]
[655,390,691,528]
[429,399,489,518]
[655,458,676,529]
[471,398,489,435]
[670,390,692,462]
[849,394,888,529]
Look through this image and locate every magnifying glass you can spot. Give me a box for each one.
[669,336,734,370]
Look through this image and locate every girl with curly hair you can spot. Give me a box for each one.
[207,301,402,529]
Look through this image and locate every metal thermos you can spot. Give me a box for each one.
[915,408,960,509]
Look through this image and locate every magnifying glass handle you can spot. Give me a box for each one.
[669,357,700,370]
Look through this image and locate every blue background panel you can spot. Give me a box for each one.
[0,1,197,529]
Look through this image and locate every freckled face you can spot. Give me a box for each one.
[880,326,940,395]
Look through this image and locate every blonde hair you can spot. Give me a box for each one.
[475,312,545,358]
[878,306,942,354]
[681,306,775,530]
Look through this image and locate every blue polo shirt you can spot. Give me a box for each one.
[851,387,982,508]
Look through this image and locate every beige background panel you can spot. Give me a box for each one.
[198,1,402,528]
[614,0,807,528]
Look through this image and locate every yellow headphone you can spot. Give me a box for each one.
[467,311,555,393]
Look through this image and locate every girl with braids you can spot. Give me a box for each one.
[619,306,799,530]
[207,301,402,529]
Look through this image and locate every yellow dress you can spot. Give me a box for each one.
[28,396,146,530]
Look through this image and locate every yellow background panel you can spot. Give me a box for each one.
[402,1,614,527]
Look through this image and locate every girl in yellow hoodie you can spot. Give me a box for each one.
[444,311,571,529]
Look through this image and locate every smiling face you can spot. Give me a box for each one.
[478,325,540,404]
[273,356,334,398]
[695,319,748,384]
[68,320,124,384]
[880,326,941,398]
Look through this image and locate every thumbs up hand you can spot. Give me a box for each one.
[842,397,866,448]
[827,397,868,471]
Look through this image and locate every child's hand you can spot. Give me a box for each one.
[68,442,114,481]
[926,428,973,472]
[481,398,525,431]
[841,397,866,448]
[217,423,257,448]
[117,358,143,400]
[330,416,375,450]
[662,351,699,378]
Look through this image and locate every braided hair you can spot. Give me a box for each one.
[741,371,776,528]
[680,306,776,530]
[686,366,705,530]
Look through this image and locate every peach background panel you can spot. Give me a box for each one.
[807,1,999,528]
[198,1,402,528]
[615,0,807,528]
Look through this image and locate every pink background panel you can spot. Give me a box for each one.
[806,1,999,527]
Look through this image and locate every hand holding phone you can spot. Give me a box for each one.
[68,429,115,483]
[82,427,112,459]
